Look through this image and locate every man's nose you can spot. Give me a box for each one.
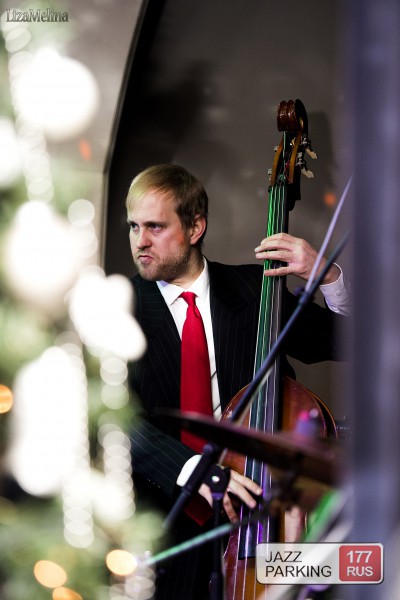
[136,228,150,248]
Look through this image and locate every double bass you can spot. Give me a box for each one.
[222,99,337,598]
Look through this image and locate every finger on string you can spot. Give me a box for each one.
[222,496,239,523]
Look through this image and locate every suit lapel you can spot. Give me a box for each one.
[134,278,181,410]
[208,261,261,409]
[136,279,178,340]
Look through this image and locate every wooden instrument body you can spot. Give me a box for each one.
[222,377,337,598]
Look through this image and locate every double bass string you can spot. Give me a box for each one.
[240,156,288,561]
[235,175,283,597]
[259,175,287,546]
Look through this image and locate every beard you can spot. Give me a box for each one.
[133,244,193,283]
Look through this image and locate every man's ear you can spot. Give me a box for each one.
[190,214,207,245]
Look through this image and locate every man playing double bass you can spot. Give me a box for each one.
[127,164,349,599]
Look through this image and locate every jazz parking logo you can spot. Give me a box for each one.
[256,543,383,585]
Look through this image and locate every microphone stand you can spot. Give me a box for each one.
[207,466,230,600]
[163,229,350,600]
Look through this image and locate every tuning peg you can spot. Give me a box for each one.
[306,147,318,160]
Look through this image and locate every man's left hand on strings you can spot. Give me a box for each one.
[255,232,340,285]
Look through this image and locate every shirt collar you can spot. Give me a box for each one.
[157,257,209,306]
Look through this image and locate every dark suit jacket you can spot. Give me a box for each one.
[128,260,344,599]
[129,260,342,502]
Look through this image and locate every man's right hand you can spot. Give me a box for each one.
[199,469,263,523]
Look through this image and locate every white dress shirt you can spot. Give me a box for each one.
[157,258,221,418]
[319,265,351,316]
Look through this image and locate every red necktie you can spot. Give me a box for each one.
[180,291,213,453]
[180,292,214,525]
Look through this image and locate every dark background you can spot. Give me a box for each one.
[104,0,350,419]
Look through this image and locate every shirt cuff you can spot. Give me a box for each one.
[176,454,201,486]
[319,264,351,316]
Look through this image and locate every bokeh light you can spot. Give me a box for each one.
[62,467,94,548]
[12,47,99,142]
[100,356,128,386]
[78,138,92,161]
[69,268,147,360]
[324,191,337,207]
[33,560,67,588]
[1,17,31,53]
[101,383,129,410]
[106,549,138,577]
[53,587,83,600]
[93,423,135,523]
[6,345,89,497]
[68,198,95,227]
[0,118,23,187]
[3,201,81,313]
[0,385,13,413]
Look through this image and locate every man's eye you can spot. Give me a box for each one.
[129,223,138,232]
